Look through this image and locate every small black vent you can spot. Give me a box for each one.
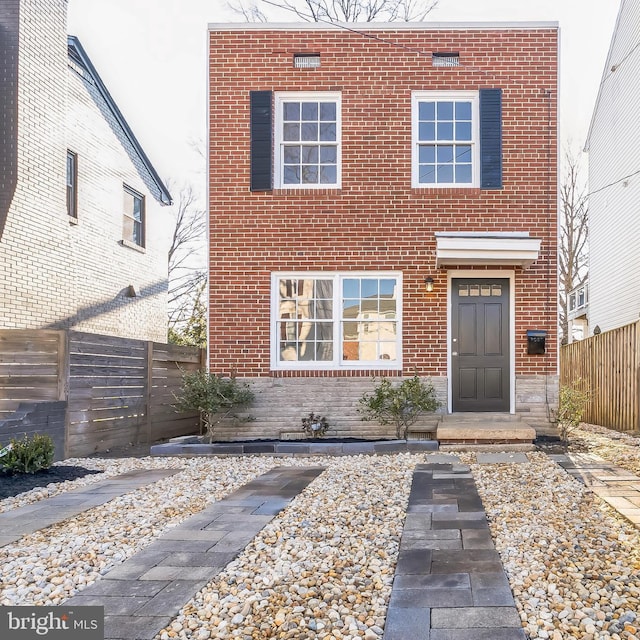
[432,52,460,67]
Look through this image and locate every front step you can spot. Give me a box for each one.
[436,413,536,449]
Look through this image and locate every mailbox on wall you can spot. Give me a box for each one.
[527,330,547,355]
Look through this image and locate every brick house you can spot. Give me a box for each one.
[0,0,172,342]
[207,22,559,439]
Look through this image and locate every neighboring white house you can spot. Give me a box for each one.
[584,0,640,335]
[0,0,172,342]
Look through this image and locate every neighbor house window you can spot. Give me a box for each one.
[123,186,145,247]
[274,92,341,188]
[412,91,479,187]
[272,273,401,369]
[66,151,77,218]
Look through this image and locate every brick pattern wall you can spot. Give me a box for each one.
[0,0,168,343]
[208,25,558,420]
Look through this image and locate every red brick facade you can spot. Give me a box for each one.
[207,23,558,418]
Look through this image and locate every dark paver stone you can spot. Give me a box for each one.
[395,548,433,574]
[393,573,470,590]
[430,607,521,628]
[383,606,431,640]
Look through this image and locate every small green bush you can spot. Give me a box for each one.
[0,434,55,475]
[358,375,440,440]
[174,370,254,443]
[553,378,591,444]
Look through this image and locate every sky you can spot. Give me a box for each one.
[67,0,621,198]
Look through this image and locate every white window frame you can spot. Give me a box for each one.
[411,90,480,188]
[274,92,342,189]
[270,272,402,370]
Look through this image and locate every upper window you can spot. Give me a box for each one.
[66,151,77,218]
[272,273,401,369]
[412,91,479,188]
[123,186,145,247]
[274,92,341,189]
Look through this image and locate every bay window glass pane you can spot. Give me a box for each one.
[380,279,396,296]
[437,101,454,119]
[302,166,318,183]
[319,123,336,141]
[455,165,472,183]
[457,145,472,162]
[283,166,300,184]
[456,121,472,141]
[419,122,435,141]
[455,101,472,119]
[437,164,454,183]
[301,102,318,120]
[320,147,337,163]
[419,146,435,163]
[320,166,337,183]
[283,123,300,141]
[419,101,435,120]
[284,146,300,163]
[320,102,336,120]
[361,279,378,298]
[301,123,318,140]
[436,146,454,163]
[343,279,359,298]
[283,102,300,120]
[436,122,454,140]
[301,146,318,163]
[419,165,436,183]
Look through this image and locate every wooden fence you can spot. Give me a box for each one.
[560,320,640,432]
[0,329,205,457]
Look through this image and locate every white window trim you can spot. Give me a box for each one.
[270,271,402,371]
[411,90,480,189]
[274,91,342,189]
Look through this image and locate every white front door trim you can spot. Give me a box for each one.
[446,269,516,414]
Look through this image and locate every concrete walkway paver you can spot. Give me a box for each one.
[383,459,525,640]
[0,469,180,547]
[550,452,640,529]
[65,466,324,640]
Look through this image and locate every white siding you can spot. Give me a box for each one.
[587,0,640,333]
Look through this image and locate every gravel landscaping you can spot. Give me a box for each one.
[0,423,639,639]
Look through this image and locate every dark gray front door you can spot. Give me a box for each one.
[452,278,510,412]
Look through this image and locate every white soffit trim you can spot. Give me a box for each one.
[435,232,541,268]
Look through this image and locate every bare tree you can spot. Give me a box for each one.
[559,149,589,344]
[168,183,207,343]
[230,0,438,23]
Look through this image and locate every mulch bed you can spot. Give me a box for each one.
[0,466,103,501]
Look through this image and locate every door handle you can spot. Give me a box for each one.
[451,351,458,356]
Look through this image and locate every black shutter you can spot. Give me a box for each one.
[250,90,273,191]
[479,88,503,190]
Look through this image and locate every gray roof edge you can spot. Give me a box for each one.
[208,20,559,31]
[67,36,173,205]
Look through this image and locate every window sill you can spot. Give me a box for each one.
[272,187,341,197]
[120,239,146,254]
[68,215,78,225]
[411,186,483,196]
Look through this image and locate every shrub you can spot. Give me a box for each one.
[358,375,440,439]
[174,370,254,443]
[0,434,55,475]
[301,413,329,438]
[553,378,591,444]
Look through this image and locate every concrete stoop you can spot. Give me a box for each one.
[436,413,537,450]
